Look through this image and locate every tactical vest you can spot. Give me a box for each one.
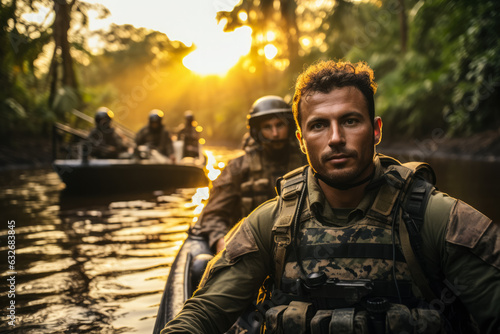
[265,155,474,334]
[239,144,306,218]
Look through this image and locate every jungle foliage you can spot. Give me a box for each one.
[1,0,499,143]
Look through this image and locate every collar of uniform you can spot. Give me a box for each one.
[306,155,383,224]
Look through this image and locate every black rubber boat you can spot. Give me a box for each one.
[152,233,263,334]
[52,114,209,193]
[53,158,208,193]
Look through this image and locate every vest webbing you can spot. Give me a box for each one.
[241,145,307,218]
[272,165,308,289]
[272,157,438,301]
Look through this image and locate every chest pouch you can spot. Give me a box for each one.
[264,301,443,334]
[266,301,313,334]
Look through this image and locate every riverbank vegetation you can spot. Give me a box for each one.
[1,0,499,150]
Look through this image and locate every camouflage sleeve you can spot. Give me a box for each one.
[422,192,500,333]
[161,202,276,334]
[193,156,246,249]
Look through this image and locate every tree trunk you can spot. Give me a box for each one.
[281,0,300,71]
[49,0,79,107]
[47,45,59,107]
[398,0,408,54]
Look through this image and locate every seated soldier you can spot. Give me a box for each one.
[177,110,200,159]
[191,96,307,253]
[135,109,175,161]
[86,107,128,159]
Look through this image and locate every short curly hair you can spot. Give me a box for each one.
[292,60,378,132]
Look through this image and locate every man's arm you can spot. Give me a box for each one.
[193,156,245,250]
[422,192,500,333]
[162,203,276,333]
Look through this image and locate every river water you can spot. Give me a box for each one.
[0,146,499,333]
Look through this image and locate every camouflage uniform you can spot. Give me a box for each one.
[192,140,307,250]
[162,155,500,334]
[135,125,174,157]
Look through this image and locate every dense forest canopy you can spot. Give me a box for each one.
[1,0,499,144]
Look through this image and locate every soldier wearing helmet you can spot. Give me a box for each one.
[163,61,500,334]
[177,110,200,159]
[86,107,129,159]
[136,109,175,161]
[191,96,307,253]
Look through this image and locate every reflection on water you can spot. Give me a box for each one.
[0,147,499,334]
[0,146,239,334]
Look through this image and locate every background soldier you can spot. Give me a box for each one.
[191,95,307,253]
[135,109,175,161]
[177,110,200,159]
[162,61,500,334]
[86,106,128,159]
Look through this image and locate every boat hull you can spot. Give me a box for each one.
[153,234,263,334]
[53,159,208,193]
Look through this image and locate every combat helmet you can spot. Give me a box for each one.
[149,109,164,124]
[247,96,293,143]
[95,106,114,129]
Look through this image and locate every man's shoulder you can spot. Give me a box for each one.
[88,128,99,137]
[424,190,500,271]
[242,198,279,249]
[421,189,456,233]
[225,151,250,170]
[245,198,279,228]
[136,126,148,134]
[210,153,247,186]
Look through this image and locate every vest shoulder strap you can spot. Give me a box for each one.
[379,154,438,300]
[272,165,308,289]
[378,153,436,185]
[400,177,438,301]
[369,155,436,219]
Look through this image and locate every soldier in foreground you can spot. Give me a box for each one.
[163,61,500,333]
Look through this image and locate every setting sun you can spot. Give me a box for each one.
[182,24,252,76]
[84,0,249,75]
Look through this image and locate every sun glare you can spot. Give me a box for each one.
[83,0,249,76]
[264,44,278,60]
[182,24,252,76]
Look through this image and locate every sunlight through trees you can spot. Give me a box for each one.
[1,0,499,144]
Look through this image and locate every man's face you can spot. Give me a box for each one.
[259,116,289,150]
[297,86,381,185]
[150,121,161,131]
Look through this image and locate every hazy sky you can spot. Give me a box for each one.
[85,0,251,74]
[86,0,236,45]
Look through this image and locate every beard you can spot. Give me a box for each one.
[262,139,290,159]
[310,141,375,189]
[314,157,374,190]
